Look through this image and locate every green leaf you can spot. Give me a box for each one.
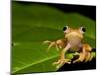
[91,52,96,58]
[12,1,96,74]
[65,53,74,59]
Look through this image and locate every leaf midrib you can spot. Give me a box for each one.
[12,54,59,74]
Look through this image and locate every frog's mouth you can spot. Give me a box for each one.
[65,32,83,39]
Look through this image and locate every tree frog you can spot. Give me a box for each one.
[43,26,93,68]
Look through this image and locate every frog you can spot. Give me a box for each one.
[43,26,93,69]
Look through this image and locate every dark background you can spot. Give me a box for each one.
[16,1,96,72]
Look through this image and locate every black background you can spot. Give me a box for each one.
[15,1,96,72]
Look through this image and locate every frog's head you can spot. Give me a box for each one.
[63,26,86,44]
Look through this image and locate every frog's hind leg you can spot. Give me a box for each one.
[73,44,92,63]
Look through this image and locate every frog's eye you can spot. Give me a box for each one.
[80,27,86,33]
[63,26,68,31]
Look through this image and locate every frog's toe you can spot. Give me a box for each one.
[56,61,64,69]
[52,60,60,65]
[73,53,85,63]
[73,59,80,63]
[65,59,71,64]
[53,60,64,69]
[84,52,91,62]
[53,58,71,69]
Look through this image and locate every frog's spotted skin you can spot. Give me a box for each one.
[43,26,93,69]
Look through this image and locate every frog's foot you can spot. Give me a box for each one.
[43,40,59,52]
[53,58,71,69]
[73,51,93,63]
[85,52,94,62]
[73,52,86,63]
[73,44,92,63]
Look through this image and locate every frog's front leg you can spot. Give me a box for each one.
[43,40,58,52]
[43,39,66,52]
[73,44,92,63]
[53,43,71,69]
